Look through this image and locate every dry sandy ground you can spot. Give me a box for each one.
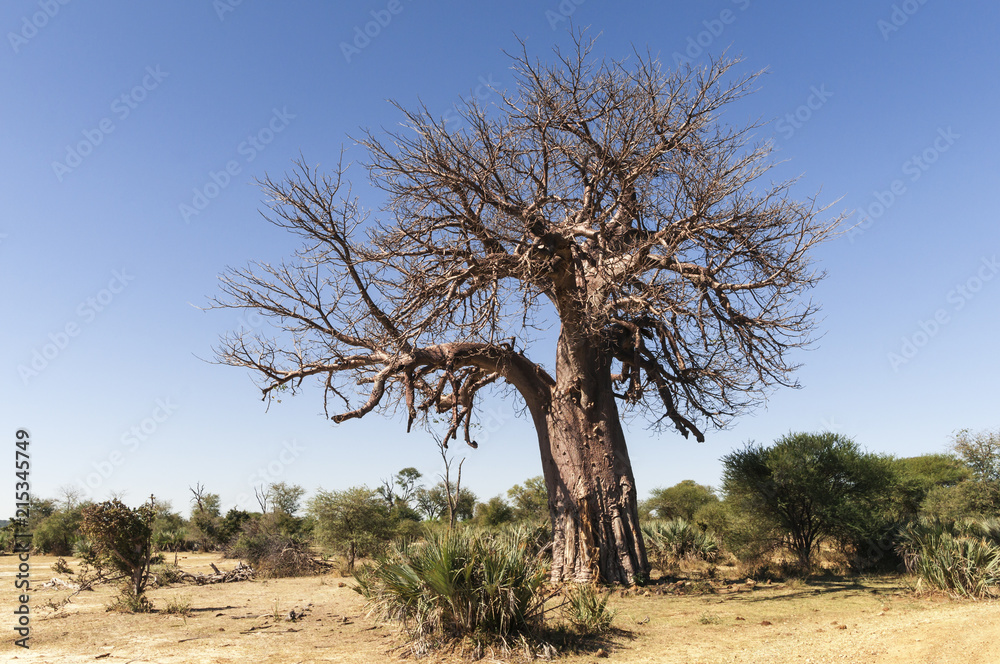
[2,554,998,663]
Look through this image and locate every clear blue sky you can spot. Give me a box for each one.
[3,1,999,518]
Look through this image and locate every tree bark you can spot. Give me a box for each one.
[535,328,650,585]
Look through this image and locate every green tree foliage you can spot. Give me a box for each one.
[27,496,56,532]
[378,467,423,507]
[692,499,783,574]
[921,482,1000,520]
[892,454,971,518]
[151,500,188,552]
[641,480,718,521]
[261,482,307,536]
[218,508,254,546]
[80,499,156,609]
[942,428,1000,517]
[722,432,896,571]
[377,468,425,524]
[308,486,394,570]
[188,483,223,550]
[413,483,477,522]
[506,476,548,523]
[474,496,515,527]
[267,482,306,517]
[953,428,1000,483]
[33,502,90,556]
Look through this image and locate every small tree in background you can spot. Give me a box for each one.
[641,480,718,521]
[948,428,1000,515]
[722,432,896,572]
[151,500,189,552]
[377,468,425,524]
[267,481,306,517]
[262,481,307,536]
[474,496,515,527]
[378,467,423,508]
[952,428,1000,484]
[892,454,971,519]
[507,476,549,523]
[309,486,394,571]
[80,498,156,611]
[33,501,90,556]
[218,508,254,547]
[413,483,477,522]
[189,483,223,550]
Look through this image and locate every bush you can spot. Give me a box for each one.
[80,499,156,610]
[226,518,320,578]
[107,586,153,613]
[51,558,73,575]
[693,500,783,576]
[642,519,718,576]
[507,476,549,523]
[474,496,515,527]
[161,595,192,616]
[897,518,1000,598]
[921,481,1000,520]
[355,528,550,651]
[562,583,615,634]
[33,506,87,556]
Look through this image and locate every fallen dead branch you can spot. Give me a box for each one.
[176,561,257,585]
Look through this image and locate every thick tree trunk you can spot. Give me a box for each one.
[535,329,650,586]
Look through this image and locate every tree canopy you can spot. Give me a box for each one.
[642,479,718,521]
[722,432,895,570]
[214,33,840,584]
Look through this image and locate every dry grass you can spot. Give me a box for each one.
[3,554,1000,663]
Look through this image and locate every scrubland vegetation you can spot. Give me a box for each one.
[4,427,1000,660]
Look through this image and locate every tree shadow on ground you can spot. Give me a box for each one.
[721,577,913,604]
[546,626,638,659]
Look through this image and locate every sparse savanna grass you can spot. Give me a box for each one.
[161,594,192,616]
[697,610,723,625]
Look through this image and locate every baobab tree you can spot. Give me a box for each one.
[213,36,840,585]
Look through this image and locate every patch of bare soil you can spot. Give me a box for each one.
[3,555,998,663]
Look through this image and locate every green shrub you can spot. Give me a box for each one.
[80,499,156,610]
[722,432,898,572]
[33,507,86,556]
[641,480,719,521]
[51,557,73,575]
[642,519,718,575]
[897,518,1000,598]
[355,528,550,651]
[562,583,615,634]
